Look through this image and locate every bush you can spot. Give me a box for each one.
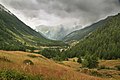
[98,65,106,69]
[77,57,82,63]
[73,59,76,62]
[90,70,102,77]
[23,59,34,65]
[27,54,38,58]
[0,70,43,80]
[0,56,11,62]
[82,54,98,68]
[98,65,111,70]
[40,48,64,61]
[115,65,120,71]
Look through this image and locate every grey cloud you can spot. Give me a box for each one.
[20,10,39,18]
[1,0,39,10]
[36,0,120,22]
[0,0,120,26]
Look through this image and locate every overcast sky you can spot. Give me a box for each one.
[0,0,120,29]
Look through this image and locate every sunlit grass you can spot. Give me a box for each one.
[0,50,105,80]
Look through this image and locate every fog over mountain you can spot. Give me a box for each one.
[0,0,120,39]
[36,24,82,40]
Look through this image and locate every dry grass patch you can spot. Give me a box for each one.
[0,56,12,62]
[99,60,120,68]
[62,61,82,70]
[0,50,105,80]
[23,59,34,65]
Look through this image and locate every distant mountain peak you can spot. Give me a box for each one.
[36,24,82,40]
[0,4,13,15]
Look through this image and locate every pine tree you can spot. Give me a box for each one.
[82,54,98,68]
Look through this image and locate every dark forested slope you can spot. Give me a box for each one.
[63,18,107,42]
[65,13,120,59]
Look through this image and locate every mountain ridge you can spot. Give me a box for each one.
[0,4,66,51]
[63,16,113,42]
[64,13,120,59]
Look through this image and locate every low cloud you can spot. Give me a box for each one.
[0,0,120,28]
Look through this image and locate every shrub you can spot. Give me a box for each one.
[77,57,82,63]
[90,70,102,77]
[23,59,34,65]
[27,54,38,58]
[0,70,43,80]
[40,48,63,61]
[98,65,111,70]
[73,59,76,62]
[65,58,69,61]
[98,65,106,69]
[53,56,62,61]
[0,56,11,62]
[82,54,98,68]
[115,65,120,71]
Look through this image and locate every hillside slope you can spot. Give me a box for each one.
[0,4,65,51]
[0,50,103,80]
[63,18,107,42]
[65,13,120,59]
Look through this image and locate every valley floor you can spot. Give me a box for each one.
[60,58,120,80]
[0,50,120,80]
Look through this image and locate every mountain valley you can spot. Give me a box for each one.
[0,2,120,80]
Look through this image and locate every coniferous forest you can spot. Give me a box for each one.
[64,13,120,60]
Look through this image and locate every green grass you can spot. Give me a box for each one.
[0,69,43,80]
[0,5,67,51]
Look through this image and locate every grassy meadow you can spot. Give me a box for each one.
[0,50,105,80]
[61,58,120,80]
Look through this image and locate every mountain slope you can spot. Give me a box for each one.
[65,13,120,59]
[0,4,65,51]
[63,19,107,42]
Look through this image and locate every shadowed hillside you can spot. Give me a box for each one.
[0,4,66,51]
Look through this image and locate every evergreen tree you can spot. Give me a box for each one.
[77,56,82,63]
[82,54,98,68]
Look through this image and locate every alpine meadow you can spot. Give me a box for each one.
[0,0,120,80]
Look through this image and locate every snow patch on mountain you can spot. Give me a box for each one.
[36,24,82,40]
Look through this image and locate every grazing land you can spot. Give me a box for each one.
[0,50,105,80]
